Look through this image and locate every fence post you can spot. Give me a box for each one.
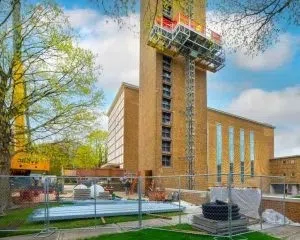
[178,176,181,225]
[260,176,263,230]
[227,173,232,238]
[44,177,50,232]
[283,176,286,226]
[94,179,97,229]
[138,176,142,229]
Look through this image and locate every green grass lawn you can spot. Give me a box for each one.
[83,227,279,240]
[0,204,182,238]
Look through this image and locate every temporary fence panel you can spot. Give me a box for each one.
[0,174,295,239]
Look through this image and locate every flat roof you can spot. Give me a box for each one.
[107,82,139,116]
[207,107,275,129]
[270,155,300,161]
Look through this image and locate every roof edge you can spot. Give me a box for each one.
[207,107,275,129]
[107,82,139,116]
[270,155,300,160]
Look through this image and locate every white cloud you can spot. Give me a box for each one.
[276,127,300,157]
[234,35,293,71]
[65,9,140,91]
[65,9,99,28]
[227,86,300,156]
[208,78,252,93]
[207,11,299,71]
[65,9,140,131]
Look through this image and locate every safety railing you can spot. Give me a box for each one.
[155,13,222,45]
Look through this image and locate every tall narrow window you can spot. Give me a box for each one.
[162,98,171,110]
[240,129,245,183]
[250,131,255,177]
[163,84,171,97]
[229,126,234,183]
[162,140,171,153]
[216,124,222,182]
[162,155,171,167]
[162,112,171,125]
[162,56,171,70]
[162,126,171,139]
[162,69,171,83]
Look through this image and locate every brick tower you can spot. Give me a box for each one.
[138,0,225,189]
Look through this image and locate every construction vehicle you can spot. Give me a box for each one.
[10,0,50,176]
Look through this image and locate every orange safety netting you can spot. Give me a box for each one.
[155,13,221,44]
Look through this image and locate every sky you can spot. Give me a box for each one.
[57,0,300,157]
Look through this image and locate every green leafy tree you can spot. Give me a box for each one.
[72,129,108,169]
[87,130,108,167]
[73,144,99,169]
[0,0,103,211]
[0,0,103,173]
[34,140,79,175]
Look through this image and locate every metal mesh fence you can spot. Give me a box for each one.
[0,174,296,238]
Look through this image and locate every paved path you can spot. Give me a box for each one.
[1,213,192,240]
[262,225,300,240]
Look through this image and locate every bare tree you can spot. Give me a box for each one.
[92,0,299,54]
[208,0,299,54]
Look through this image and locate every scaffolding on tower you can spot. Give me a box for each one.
[148,13,225,72]
[185,56,195,189]
[148,11,225,189]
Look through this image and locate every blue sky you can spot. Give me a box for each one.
[58,0,300,157]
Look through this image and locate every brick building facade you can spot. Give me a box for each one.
[106,83,139,174]
[270,155,300,195]
[107,83,275,187]
[106,0,277,189]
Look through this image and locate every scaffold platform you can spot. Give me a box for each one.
[148,13,225,72]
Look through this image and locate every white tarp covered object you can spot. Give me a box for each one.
[210,187,261,219]
[262,209,290,225]
[74,184,87,190]
[89,184,105,198]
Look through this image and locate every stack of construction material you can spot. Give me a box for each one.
[74,184,91,200]
[98,192,112,200]
[192,200,248,235]
[192,214,248,235]
[202,200,241,221]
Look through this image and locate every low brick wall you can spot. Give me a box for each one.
[63,168,124,177]
[262,197,300,223]
[165,188,209,205]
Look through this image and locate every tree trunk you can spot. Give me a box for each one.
[0,114,12,215]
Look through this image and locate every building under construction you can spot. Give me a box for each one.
[106,0,275,189]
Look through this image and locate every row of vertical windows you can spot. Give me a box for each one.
[216,124,222,182]
[240,129,245,182]
[216,125,255,183]
[162,55,172,167]
[250,131,255,177]
[229,126,234,182]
